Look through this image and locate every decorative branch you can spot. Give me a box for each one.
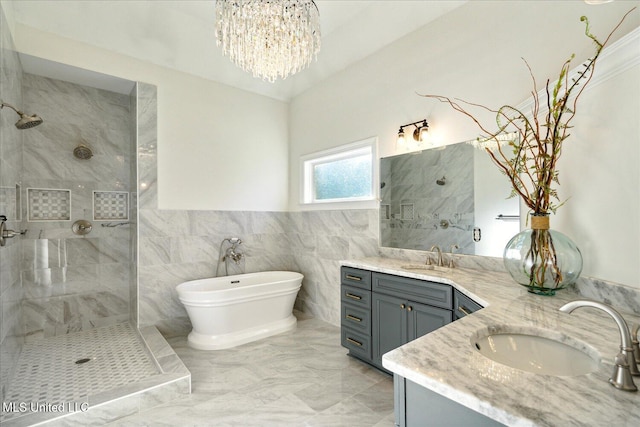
[420,10,634,215]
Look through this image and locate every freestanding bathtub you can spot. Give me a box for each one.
[176,271,303,350]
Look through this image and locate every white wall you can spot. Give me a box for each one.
[12,25,290,212]
[289,1,640,286]
[556,62,640,286]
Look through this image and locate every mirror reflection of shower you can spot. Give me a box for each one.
[1,100,43,129]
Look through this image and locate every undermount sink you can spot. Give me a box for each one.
[472,329,600,376]
[401,264,451,273]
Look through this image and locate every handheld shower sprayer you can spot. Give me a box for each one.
[215,237,244,277]
[1,101,43,129]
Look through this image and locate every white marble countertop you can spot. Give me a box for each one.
[341,257,640,427]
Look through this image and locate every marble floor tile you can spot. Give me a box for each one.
[112,316,395,426]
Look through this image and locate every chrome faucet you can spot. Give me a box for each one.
[632,324,640,364]
[215,237,244,277]
[429,245,443,267]
[448,244,459,268]
[559,300,639,391]
[224,243,244,265]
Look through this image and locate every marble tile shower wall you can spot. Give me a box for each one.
[134,81,159,327]
[20,74,133,340]
[0,3,25,400]
[138,209,379,334]
[129,86,138,327]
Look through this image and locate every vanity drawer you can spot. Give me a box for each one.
[341,328,372,360]
[341,267,372,290]
[454,290,483,319]
[341,284,371,308]
[372,272,452,310]
[341,303,371,334]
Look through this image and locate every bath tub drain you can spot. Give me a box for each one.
[75,357,93,365]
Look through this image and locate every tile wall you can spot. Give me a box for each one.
[0,3,24,400]
[19,74,134,340]
[135,81,159,328]
[129,85,138,327]
[138,209,380,335]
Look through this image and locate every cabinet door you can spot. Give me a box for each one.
[453,290,483,320]
[372,292,407,368]
[403,378,505,427]
[407,301,452,342]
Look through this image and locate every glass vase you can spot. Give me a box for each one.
[503,214,583,296]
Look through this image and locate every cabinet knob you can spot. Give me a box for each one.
[407,306,413,312]
[400,304,406,309]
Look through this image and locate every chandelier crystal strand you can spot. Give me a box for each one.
[215,0,321,83]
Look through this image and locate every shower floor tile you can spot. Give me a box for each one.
[2,322,159,422]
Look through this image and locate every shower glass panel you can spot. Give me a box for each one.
[19,72,136,338]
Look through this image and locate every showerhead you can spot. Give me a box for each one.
[73,144,93,160]
[1,101,43,129]
[436,176,446,186]
[15,113,43,129]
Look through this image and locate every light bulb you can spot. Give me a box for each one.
[420,127,429,143]
[397,128,405,146]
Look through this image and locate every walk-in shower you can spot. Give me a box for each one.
[0,58,189,424]
[0,100,43,129]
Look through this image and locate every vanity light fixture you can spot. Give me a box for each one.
[397,119,429,148]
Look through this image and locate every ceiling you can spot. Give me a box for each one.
[10,1,467,101]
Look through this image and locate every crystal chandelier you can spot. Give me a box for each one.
[215,0,321,83]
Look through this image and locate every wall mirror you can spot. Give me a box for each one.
[379,140,520,257]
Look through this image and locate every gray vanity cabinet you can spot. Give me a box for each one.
[340,267,374,364]
[395,376,505,427]
[372,280,453,370]
[340,266,483,376]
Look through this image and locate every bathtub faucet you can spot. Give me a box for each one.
[224,245,244,265]
[216,237,244,276]
[222,238,243,265]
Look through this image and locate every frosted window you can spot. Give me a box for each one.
[313,153,372,200]
[302,138,376,204]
